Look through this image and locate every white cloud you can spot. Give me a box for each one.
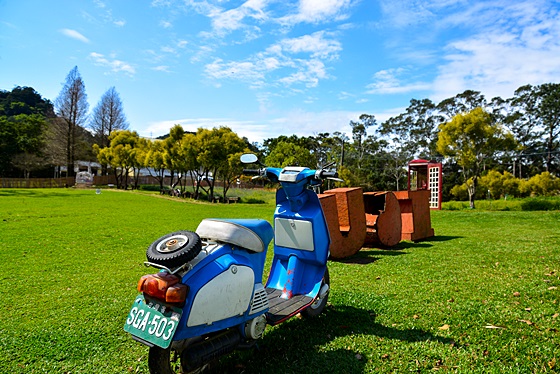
[142,110,364,143]
[279,59,327,87]
[366,68,431,94]
[89,52,136,76]
[152,65,171,72]
[60,29,90,43]
[280,0,353,25]
[205,58,267,88]
[204,31,340,88]
[188,0,269,39]
[277,31,341,60]
[431,0,560,101]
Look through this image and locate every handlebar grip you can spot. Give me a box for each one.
[243,169,261,176]
[320,171,339,179]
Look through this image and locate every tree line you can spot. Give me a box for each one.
[257,86,560,207]
[0,66,128,179]
[93,125,254,202]
[1,65,558,206]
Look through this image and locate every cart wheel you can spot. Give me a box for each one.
[301,267,330,318]
[146,231,202,268]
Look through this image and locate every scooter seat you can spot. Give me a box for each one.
[195,219,274,253]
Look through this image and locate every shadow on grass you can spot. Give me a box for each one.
[334,249,406,265]
[330,236,463,265]
[217,304,456,373]
[426,235,463,242]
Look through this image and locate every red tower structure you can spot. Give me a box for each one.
[407,159,442,210]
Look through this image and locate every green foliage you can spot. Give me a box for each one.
[450,171,559,201]
[0,87,53,176]
[437,107,517,207]
[336,165,361,188]
[0,86,54,117]
[521,171,560,197]
[138,184,161,192]
[265,141,317,168]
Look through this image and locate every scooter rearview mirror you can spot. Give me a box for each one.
[240,153,258,164]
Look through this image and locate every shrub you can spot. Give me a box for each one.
[450,171,559,201]
[522,172,560,197]
[243,198,266,204]
[502,173,521,197]
[520,197,560,211]
[480,170,503,198]
[139,184,162,192]
[450,183,468,200]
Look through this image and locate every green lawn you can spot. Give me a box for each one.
[0,189,558,373]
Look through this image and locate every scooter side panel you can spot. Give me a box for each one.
[173,246,268,340]
[187,265,254,327]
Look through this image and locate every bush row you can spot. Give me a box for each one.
[450,171,560,200]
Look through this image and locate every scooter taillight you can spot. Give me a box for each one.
[137,272,189,304]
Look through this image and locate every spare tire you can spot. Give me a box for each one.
[146,231,202,268]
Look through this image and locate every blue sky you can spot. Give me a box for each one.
[1,0,559,144]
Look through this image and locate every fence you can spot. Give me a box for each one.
[0,175,259,189]
[1,176,116,188]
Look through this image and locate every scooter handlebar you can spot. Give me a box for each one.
[243,168,263,176]
[320,171,338,179]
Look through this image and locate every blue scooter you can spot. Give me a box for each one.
[124,154,339,373]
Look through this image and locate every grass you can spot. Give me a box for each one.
[0,188,558,373]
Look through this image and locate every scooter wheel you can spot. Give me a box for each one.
[301,267,330,318]
[146,231,202,268]
[148,346,209,374]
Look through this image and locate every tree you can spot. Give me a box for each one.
[55,66,89,177]
[144,139,168,191]
[380,99,442,159]
[349,114,375,170]
[94,130,142,189]
[43,117,69,177]
[0,87,54,177]
[539,83,560,175]
[265,141,317,168]
[504,85,548,177]
[502,84,560,177]
[437,90,487,120]
[437,107,517,208]
[196,127,246,202]
[90,87,129,149]
[0,114,46,176]
[163,125,187,192]
[220,151,246,201]
[0,86,54,117]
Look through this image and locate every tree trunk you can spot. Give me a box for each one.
[467,177,478,209]
[468,192,476,209]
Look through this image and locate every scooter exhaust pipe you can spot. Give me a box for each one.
[182,329,242,371]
